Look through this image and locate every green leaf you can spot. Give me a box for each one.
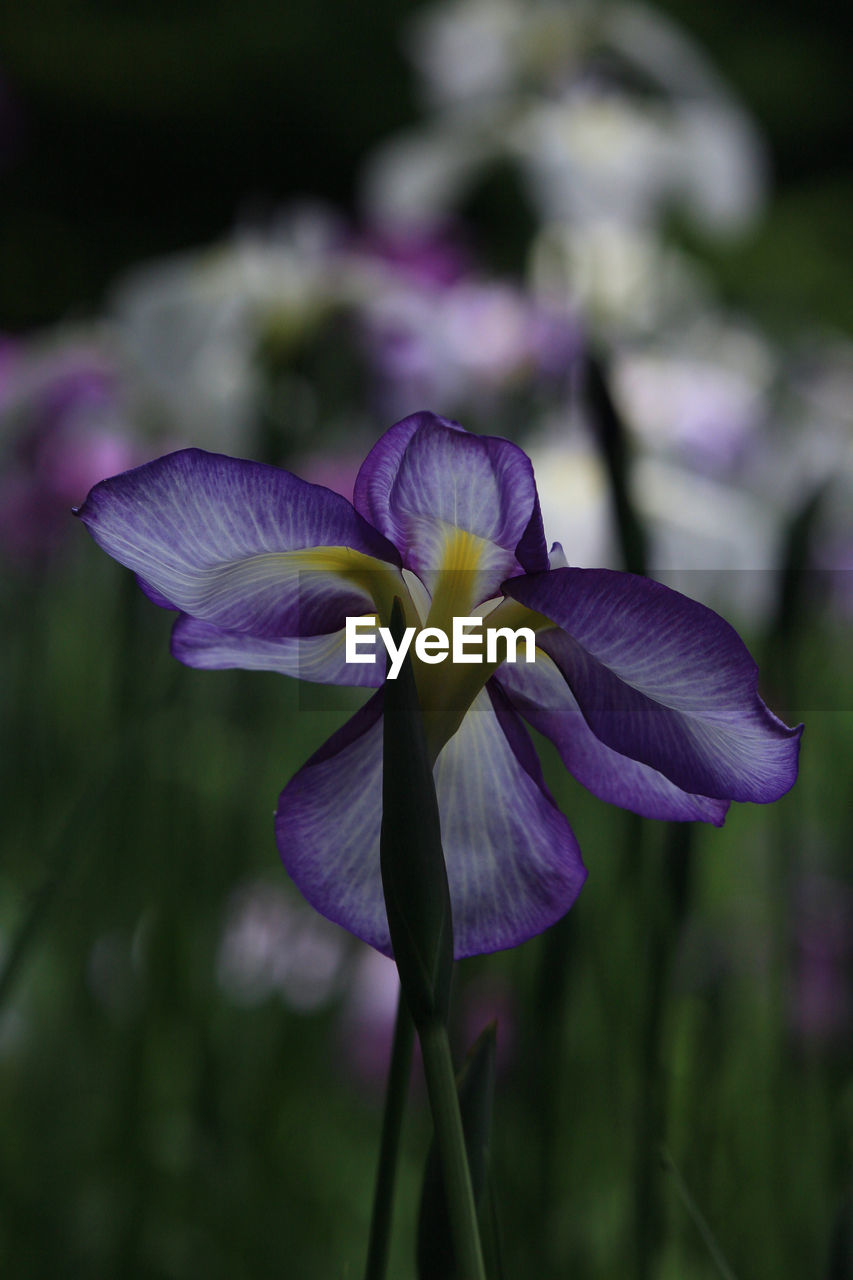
[416,1023,498,1280]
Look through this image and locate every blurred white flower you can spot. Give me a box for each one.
[111,206,351,450]
[406,0,525,108]
[526,420,616,568]
[366,0,765,242]
[526,403,781,620]
[611,319,775,473]
[529,220,707,333]
[217,879,347,1012]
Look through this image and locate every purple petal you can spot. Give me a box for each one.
[77,449,401,637]
[276,685,585,958]
[503,568,802,803]
[277,692,392,953]
[437,684,586,957]
[497,651,729,824]
[171,615,384,687]
[353,412,548,599]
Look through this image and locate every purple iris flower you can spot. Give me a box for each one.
[77,412,801,958]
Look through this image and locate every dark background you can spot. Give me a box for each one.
[1,0,851,332]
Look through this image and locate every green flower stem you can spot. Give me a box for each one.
[419,1017,488,1280]
[364,989,415,1280]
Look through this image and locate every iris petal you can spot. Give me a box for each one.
[171,615,384,687]
[503,568,802,803]
[353,412,548,600]
[497,651,729,824]
[437,684,586,957]
[77,448,402,637]
[276,684,585,958]
[276,692,391,952]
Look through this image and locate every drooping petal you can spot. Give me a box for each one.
[503,567,802,803]
[171,615,384,687]
[276,692,391,953]
[77,449,402,637]
[353,412,548,602]
[497,650,729,824]
[437,684,586,957]
[276,685,585,958]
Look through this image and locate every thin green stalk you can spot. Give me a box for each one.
[419,1018,487,1280]
[364,989,415,1280]
[661,1148,739,1280]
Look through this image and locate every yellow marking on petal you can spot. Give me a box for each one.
[416,597,554,762]
[425,527,492,633]
[259,546,416,627]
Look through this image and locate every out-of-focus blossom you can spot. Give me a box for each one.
[524,406,782,620]
[111,206,353,451]
[524,422,615,568]
[611,320,775,475]
[348,221,472,288]
[405,0,526,108]
[111,203,580,453]
[632,459,780,620]
[217,879,347,1012]
[360,278,578,420]
[517,88,762,237]
[771,341,853,501]
[364,0,765,243]
[0,331,142,567]
[337,946,402,1088]
[529,219,710,336]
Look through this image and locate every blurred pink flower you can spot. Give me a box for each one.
[0,338,143,567]
[217,879,347,1013]
[336,947,406,1090]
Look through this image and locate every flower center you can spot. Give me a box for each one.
[372,528,549,761]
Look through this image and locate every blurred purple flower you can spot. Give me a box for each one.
[0,338,141,566]
[612,327,772,477]
[361,281,578,418]
[351,221,472,288]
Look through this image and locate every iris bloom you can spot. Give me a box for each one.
[77,411,801,957]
